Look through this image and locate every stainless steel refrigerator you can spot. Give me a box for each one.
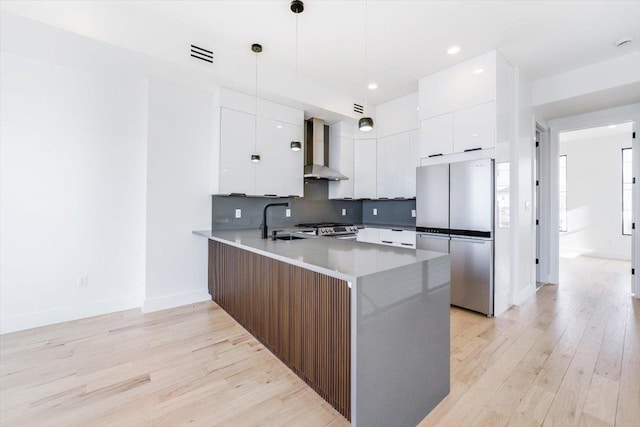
[416,158,494,316]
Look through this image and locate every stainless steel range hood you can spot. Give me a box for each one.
[303,118,348,181]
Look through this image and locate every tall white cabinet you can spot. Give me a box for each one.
[418,51,512,163]
[210,88,305,197]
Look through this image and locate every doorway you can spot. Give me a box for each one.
[557,122,634,289]
[539,104,640,297]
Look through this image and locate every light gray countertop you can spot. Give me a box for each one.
[193,229,446,282]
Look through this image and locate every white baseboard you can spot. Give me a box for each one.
[515,284,536,305]
[142,289,210,313]
[0,295,142,335]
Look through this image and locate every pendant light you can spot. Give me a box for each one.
[251,43,262,162]
[359,0,374,132]
[290,0,304,151]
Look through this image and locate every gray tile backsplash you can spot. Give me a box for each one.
[212,181,416,231]
[212,181,362,230]
[362,199,417,227]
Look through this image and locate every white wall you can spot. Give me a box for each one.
[514,68,536,304]
[0,52,148,333]
[143,80,212,312]
[559,131,632,260]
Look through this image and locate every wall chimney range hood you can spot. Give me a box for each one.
[303,118,348,181]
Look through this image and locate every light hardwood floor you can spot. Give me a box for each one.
[1,256,638,426]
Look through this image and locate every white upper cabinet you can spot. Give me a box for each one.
[376,92,419,138]
[255,117,304,197]
[448,52,496,112]
[210,88,304,196]
[453,102,496,153]
[377,130,418,199]
[418,70,454,120]
[328,122,355,199]
[419,113,454,158]
[354,138,377,199]
[419,51,497,120]
[218,108,255,195]
[418,50,512,161]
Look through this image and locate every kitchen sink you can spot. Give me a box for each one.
[275,234,307,241]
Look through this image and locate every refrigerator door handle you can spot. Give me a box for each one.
[450,236,492,243]
[418,234,450,240]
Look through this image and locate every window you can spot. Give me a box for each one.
[559,155,567,232]
[623,148,632,235]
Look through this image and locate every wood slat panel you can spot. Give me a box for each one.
[208,240,351,419]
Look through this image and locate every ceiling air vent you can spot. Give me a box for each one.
[353,103,364,115]
[190,44,213,64]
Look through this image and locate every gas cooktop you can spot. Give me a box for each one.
[296,222,359,236]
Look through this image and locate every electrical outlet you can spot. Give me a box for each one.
[285,208,291,217]
[342,208,347,216]
[373,208,378,216]
[235,209,242,219]
[411,209,416,218]
[78,276,88,288]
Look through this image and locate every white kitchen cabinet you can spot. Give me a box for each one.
[376,92,419,138]
[211,89,305,196]
[356,227,379,244]
[218,108,255,195]
[453,102,496,153]
[418,51,497,120]
[328,122,355,199]
[419,113,454,158]
[255,117,304,197]
[377,130,418,199]
[418,69,453,120]
[354,138,377,199]
[357,227,416,249]
[448,52,496,112]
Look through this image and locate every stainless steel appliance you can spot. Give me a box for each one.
[296,222,359,239]
[416,158,494,316]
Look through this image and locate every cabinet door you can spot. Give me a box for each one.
[449,51,496,111]
[453,102,495,153]
[418,69,453,119]
[376,134,395,199]
[354,139,377,199]
[328,136,354,199]
[255,117,304,197]
[420,113,453,159]
[219,108,255,195]
[377,131,417,199]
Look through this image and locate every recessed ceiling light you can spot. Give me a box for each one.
[616,37,633,48]
[472,134,478,137]
[416,107,420,111]
[368,82,378,90]
[447,46,461,55]
[276,125,283,129]
[473,68,484,74]
[608,125,617,128]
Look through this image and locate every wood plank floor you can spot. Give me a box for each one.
[1,256,637,426]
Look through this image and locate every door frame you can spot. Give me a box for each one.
[545,103,640,296]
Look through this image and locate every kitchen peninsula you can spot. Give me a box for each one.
[194,229,450,427]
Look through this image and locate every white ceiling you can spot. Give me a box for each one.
[1,0,639,106]
[560,121,633,142]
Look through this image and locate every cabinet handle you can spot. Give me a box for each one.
[428,153,444,158]
[229,193,247,197]
[381,240,393,244]
[264,194,278,197]
[464,147,482,152]
[391,229,403,232]
[401,243,414,246]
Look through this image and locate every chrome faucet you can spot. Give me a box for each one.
[262,202,289,239]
